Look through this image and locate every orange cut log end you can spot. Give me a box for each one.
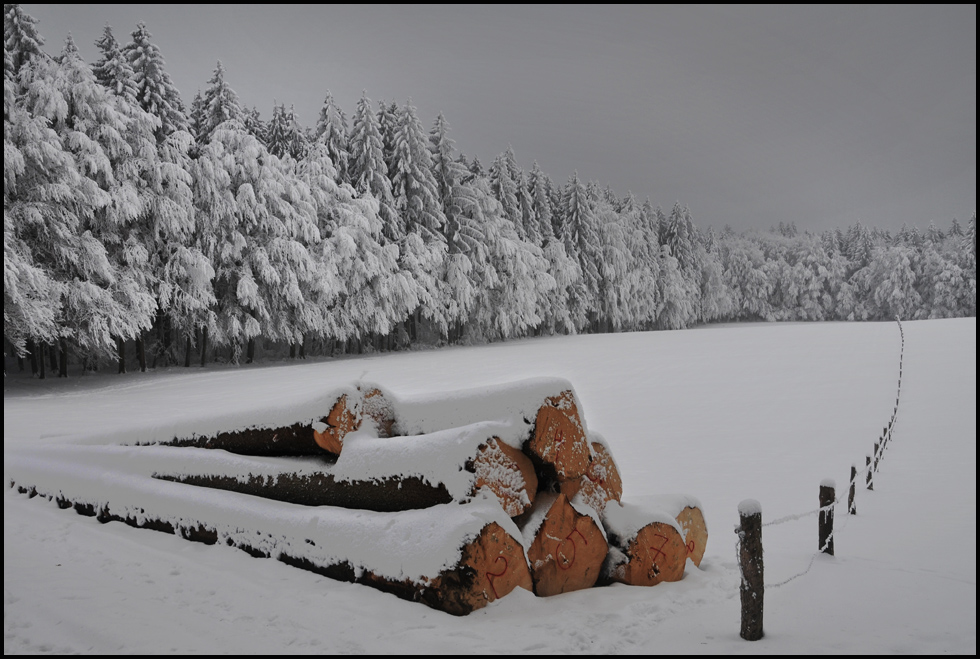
[472,438,538,517]
[424,522,533,615]
[527,390,591,482]
[560,441,623,515]
[313,394,360,455]
[525,494,608,597]
[676,505,708,567]
[609,521,687,587]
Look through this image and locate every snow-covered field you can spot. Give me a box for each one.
[4,319,976,654]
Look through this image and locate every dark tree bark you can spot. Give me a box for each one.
[59,338,68,377]
[27,339,38,376]
[200,326,208,367]
[48,342,58,372]
[137,333,147,372]
[117,337,126,374]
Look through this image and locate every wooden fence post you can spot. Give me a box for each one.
[819,480,835,556]
[738,499,764,641]
[874,441,880,472]
[848,466,857,515]
[866,455,873,491]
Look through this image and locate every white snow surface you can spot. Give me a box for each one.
[4,319,976,654]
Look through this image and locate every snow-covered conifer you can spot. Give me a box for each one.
[349,91,400,242]
[92,24,137,103]
[124,22,187,138]
[199,61,241,142]
[313,90,350,183]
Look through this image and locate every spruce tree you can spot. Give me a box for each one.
[348,91,400,242]
[199,60,241,142]
[4,3,45,77]
[92,24,137,103]
[124,22,188,139]
[313,90,350,183]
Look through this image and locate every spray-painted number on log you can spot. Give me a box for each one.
[556,528,588,571]
[649,533,671,575]
[485,556,509,599]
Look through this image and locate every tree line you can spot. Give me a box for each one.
[4,5,976,377]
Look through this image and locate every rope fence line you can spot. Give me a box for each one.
[736,317,905,640]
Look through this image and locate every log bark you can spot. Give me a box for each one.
[162,421,333,457]
[518,493,607,597]
[559,440,623,515]
[525,390,591,483]
[156,471,452,511]
[158,433,537,516]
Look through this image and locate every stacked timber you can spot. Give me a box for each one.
[7,376,708,614]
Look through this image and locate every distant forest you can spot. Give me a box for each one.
[4,5,976,377]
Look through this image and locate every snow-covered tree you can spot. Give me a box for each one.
[198,60,241,142]
[4,3,45,77]
[92,24,137,103]
[313,90,349,184]
[123,22,188,139]
[348,91,400,242]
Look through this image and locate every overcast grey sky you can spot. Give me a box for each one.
[21,4,977,234]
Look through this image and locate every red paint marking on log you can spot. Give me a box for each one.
[486,556,508,599]
[686,540,696,555]
[650,533,670,565]
[555,528,587,571]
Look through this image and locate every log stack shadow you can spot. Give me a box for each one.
[8,377,707,615]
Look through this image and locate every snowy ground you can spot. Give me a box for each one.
[4,319,976,654]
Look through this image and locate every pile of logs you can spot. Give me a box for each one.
[150,378,708,614]
[8,378,706,616]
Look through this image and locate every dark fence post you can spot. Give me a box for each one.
[848,466,857,515]
[874,441,880,472]
[819,480,835,555]
[866,455,873,491]
[738,499,764,641]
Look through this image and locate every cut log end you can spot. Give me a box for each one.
[527,390,591,482]
[606,521,687,587]
[559,441,623,515]
[360,387,395,438]
[524,494,608,597]
[423,522,533,615]
[472,438,538,517]
[313,394,360,455]
[676,505,708,567]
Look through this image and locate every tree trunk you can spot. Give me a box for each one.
[299,336,306,359]
[184,335,192,367]
[48,342,59,372]
[59,338,68,378]
[28,339,38,376]
[200,326,208,367]
[117,337,126,374]
[37,343,45,379]
[517,493,607,596]
[137,333,147,372]
[289,343,296,359]
[246,337,255,364]
[164,430,537,518]
[13,474,532,617]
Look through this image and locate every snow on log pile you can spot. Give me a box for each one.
[5,377,707,614]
